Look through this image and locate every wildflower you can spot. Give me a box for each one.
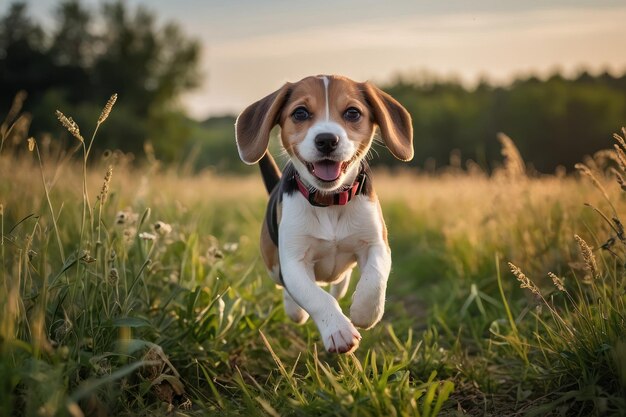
[224,242,239,252]
[98,93,117,125]
[153,221,172,235]
[115,209,138,226]
[206,246,224,262]
[574,234,599,279]
[508,262,540,295]
[55,110,84,142]
[139,232,157,241]
[548,272,565,292]
[116,211,127,225]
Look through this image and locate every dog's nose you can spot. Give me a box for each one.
[314,133,339,154]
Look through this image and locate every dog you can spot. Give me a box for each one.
[235,75,413,353]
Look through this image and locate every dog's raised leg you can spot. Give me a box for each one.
[283,288,309,324]
[350,243,391,329]
[330,269,352,300]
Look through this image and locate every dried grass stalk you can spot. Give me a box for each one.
[98,165,113,204]
[508,262,540,295]
[498,133,526,178]
[574,234,599,279]
[55,110,84,143]
[548,272,566,292]
[575,163,614,211]
[98,94,118,125]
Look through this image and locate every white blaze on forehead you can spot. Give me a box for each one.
[320,76,330,121]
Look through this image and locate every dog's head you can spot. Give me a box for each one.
[235,75,413,192]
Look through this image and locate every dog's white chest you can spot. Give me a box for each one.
[279,193,383,281]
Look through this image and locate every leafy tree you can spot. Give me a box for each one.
[0,0,201,160]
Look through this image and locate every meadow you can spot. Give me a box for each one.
[1,99,625,416]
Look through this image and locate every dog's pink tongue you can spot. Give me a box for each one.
[313,160,342,181]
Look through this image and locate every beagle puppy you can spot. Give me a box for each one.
[235,75,413,353]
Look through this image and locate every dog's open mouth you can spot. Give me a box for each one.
[306,160,350,182]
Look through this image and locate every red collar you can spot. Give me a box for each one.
[294,169,366,207]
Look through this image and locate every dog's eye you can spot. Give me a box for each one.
[343,107,361,122]
[292,107,310,122]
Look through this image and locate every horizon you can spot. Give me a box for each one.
[7,0,626,119]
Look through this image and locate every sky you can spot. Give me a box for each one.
[11,0,626,119]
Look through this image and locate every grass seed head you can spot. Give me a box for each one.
[5,90,27,126]
[108,268,119,285]
[27,137,35,152]
[508,262,540,295]
[575,163,612,205]
[98,165,113,204]
[98,93,118,125]
[497,133,526,178]
[610,168,626,192]
[55,110,84,143]
[574,234,599,279]
[613,145,626,172]
[548,272,566,292]
[613,130,626,151]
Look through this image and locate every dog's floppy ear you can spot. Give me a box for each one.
[362,82,414,161]
[235,83,291,164]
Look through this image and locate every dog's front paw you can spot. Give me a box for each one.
[350,288,385,330]
[320,315,361,354]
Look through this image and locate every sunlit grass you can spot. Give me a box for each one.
[0,98,624,416]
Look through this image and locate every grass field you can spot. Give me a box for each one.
[1,103,625,416]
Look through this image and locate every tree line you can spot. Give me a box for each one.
[383,72,626,173]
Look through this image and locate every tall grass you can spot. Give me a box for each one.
[503,131,626,415]
[0,94,624,416]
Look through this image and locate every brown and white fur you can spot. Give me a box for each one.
[235,75,413,354]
